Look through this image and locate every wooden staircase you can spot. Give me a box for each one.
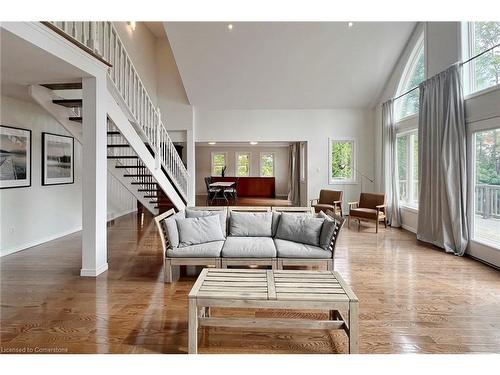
[45,81,177,214]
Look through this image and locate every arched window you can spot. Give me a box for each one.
[394,33,425,121]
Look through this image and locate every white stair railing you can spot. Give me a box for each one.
[45,21,188,200]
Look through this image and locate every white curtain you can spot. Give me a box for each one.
[381,99,402,227]
[287,143,301,206]
[417,63,468,255]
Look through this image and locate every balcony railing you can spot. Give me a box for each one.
[43,21,188,200]
[475,184,500,219]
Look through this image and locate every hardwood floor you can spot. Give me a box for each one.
[1,212,499,354]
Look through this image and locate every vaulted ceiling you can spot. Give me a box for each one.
[165,22,416,109]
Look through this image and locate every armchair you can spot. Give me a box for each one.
[311,189,343,216]
[348,192,387,233]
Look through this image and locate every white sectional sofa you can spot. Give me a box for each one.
[155,206,345,283]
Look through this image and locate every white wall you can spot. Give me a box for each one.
[114,22,158,105]
[0,95,136,257]
[195,108,374,211]
[195,145,290,197]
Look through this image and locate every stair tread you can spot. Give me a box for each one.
[69,116,82,123]
[107,144,130,147]
[52,99,82,107]
[42,82,82,90]
[124,174,153,177]
[115,165,147,169]
[107,156,138,159]
[107,131,120,135]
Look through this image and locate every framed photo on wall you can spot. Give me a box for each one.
[0,125,32,189]
[42,132,74,186]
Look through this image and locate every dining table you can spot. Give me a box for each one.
[208,181,236,204]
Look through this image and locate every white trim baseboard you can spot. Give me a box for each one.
[402,224,417,234]
[0,227,81,258]
[80,263,109,277]
[1,209,137,258]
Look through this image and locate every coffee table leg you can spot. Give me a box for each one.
[188,298,198,354]
[348,301,359,354]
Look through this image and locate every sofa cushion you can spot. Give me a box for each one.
[318,211,337,251]
[229,211,273,237]
[221,237,277,258]
[275,213,324,246]
[185,208,227,237]
[166,241,224,258]
[274,239,332,259]
[160,211,185,248]
[176,215,225,247]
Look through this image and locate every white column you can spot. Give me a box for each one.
[186,107,196,205]
[81,75,108,277]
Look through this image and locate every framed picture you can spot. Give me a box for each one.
[42,132,74,186]
[0,125,32,189]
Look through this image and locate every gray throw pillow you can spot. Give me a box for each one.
[176,215,225,247]
[318,211,337,251]
[160,211,185,248]
[275,213,324,246]
[271,212,281,237]
[229,211,273,237]
[185,208,227,237]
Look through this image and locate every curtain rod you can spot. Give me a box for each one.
[390,42,500,103]
[460,42,500,66]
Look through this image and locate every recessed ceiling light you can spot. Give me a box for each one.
[250,141,258,145]
[128,21,136,31]
[208,142,216,145]
[227,24,233,30]
[348,22,354,28]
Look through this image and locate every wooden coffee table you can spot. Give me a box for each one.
[188,268,359,354]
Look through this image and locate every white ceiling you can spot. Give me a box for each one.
[165,22,416,109]
[1,29,85,101]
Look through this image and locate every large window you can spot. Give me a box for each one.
[211,152,226,176]
[260,152,274,177]
[235,152,250,177]
[463,22,500,95]
[472,128,500,248]
[397,130,419,208]
[394,33,425,121]
[329,138,355,184]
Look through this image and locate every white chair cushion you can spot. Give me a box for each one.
[166,241,224,258]
[222,237,277,258]
[274,239,331,259]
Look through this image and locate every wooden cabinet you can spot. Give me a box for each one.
[211,177,275,197]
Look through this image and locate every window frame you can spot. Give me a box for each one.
[396,129,419,209]
[299,142,306,182]
[259,152,275,177]
[461,22,500,97]
[394,32,425,122]
[235,151,251,177]
[210,151,227,176]
[328,137,357,185]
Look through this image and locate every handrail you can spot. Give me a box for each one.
[43,21,188,200]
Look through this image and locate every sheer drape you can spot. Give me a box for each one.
[287,143,301,206]
[417,63,469,255]
[381,99,402,227]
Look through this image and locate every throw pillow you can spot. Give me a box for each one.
[318,211,337,251]
[275,213,324,246]
[229,211,273,237]
[160,211,185,248]
[185,208,227,237]
[176,215,225,247]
